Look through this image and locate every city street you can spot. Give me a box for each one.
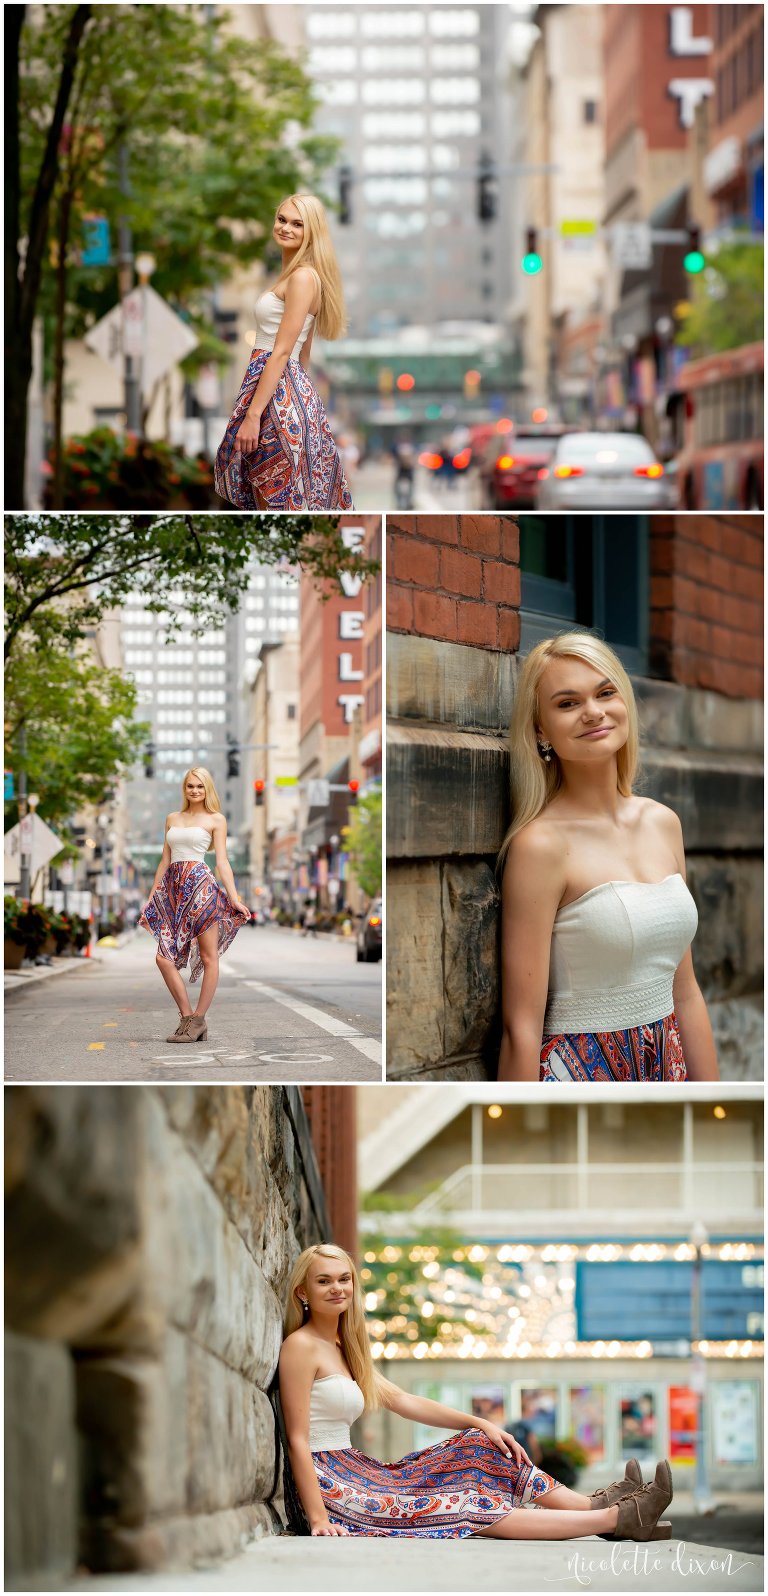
[351,456,464,512]
[62,1531,763,1594]
[4,926,382,1082]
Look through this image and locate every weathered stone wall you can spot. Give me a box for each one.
[387,633,763,1081]
[5,1086,331,1585]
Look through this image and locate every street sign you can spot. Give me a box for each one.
[85,285,198,389]
[560,219,597,237]
[307,779,330,808]
[611,222,652,270]
[274,775,298,788]
[82,215,111,267]
[4,770,14,800]
[4,813,64,880]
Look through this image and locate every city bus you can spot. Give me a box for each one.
[673,341,763,510]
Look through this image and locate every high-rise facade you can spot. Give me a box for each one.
[305,3,513,334]
[121,568,300,870]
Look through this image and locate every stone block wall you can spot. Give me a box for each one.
[5,1086,331,1585]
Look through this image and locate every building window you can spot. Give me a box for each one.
[307,12,356,40]
[428,9,480,38]
[430,42,480,70]
[363,110,426,139]
[519,515,648,673]
[430,108,480,136]
[429,76,480,105]
[287,703,297,720]
[583,99,598,125]
[361,44,426,72]
[360,10,426,37]
[361,78,426,105]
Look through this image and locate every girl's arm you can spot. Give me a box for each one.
[211,818,250,916]
[498,827,564,1080]
[279,1341,350,1537]
[148,819,172,894]
[380,1383,531,1467]
[234,271,317,451]
[299,322,315,372]
[664,806,719,1080]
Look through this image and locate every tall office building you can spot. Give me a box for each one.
[121,568,300,864]
[305,3,513,334]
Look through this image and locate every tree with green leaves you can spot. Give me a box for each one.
[344,790,382,901]
[4,513,377,663]
[675,240,764,354]
[5,643,149,832]
[8,3,338,507]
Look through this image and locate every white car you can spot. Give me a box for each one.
[536,432,673,510]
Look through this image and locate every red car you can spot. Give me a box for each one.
[478,428,572,510]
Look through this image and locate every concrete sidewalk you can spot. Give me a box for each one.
[54,1535,763,1594]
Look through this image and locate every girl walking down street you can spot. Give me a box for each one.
[139,768,250,1042]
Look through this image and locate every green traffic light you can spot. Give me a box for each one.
[522,252,543,276]
[684,249,706,274]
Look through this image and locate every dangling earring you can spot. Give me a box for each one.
[300,1298,309,1320]
[538,740,553,764]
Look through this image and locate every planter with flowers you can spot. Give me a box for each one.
[46,428,216,510]
[4,898,53,966]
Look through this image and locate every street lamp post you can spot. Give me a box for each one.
[97,813,110,931]
[689,1218,715,1513]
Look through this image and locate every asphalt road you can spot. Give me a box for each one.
[4,926,382,1083]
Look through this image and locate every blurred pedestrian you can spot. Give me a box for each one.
[302,902,318,938]
[215,195,353,510]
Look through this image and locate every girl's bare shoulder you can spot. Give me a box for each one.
[279,1327,317,1376]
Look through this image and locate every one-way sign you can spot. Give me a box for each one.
[611,222,652,270]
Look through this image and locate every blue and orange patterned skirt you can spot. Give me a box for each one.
[540,1013,687,1082]
[312,1428,559,1538]
[139,862,248,984]
[214,347,354,510]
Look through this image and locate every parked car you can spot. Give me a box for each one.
[478,429,567,509]
[356,898,382,962]
[536,431,673,509]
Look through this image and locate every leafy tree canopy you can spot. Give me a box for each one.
[5,643,149,830]
[675,240,765,354]
[4,513,378,661]
[19,3,339,341]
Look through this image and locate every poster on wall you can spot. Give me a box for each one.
[471,1385,506,1427]
[570,1385,606,1462]
[520,1387,558,1441]
[668,1386,698,1463]
[619,1386,657,1457]
[712,1382,759,1466]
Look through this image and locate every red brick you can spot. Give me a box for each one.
[729,560,765,598]
[679,543,712,584]
[499,519,520,563]
[650,537,674,574]
[439,546,483,598]
[413,589,457,641]
[650,609,674,643]
[456,599,497,648]
[652,575,674,609]
[408,515,459,545]
[387,584,413,632]
[393,537,440,588]
[459,516,501,556]
[721,592,760,632]
[483,559,521,607]
[497,607,521,653]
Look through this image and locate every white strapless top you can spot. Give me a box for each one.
[544,873,698,1034]
[252,289,314,360]
[309,1375,364,1452]
[166,824,212,864]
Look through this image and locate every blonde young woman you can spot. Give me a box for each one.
[139,768,250,1043]
[278,1244,674,1541]
[215,194,354,510]
[498,633,719,1082]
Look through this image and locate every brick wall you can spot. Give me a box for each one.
[387,515,521,653]
[650,515,763,699]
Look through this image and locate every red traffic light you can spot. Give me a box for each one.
[348,779,360,794]
[254,779,265,792]
[396,373,415,391]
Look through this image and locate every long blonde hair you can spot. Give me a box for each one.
[497,632,639,875]
[274,194,346,340]
[180,766,221,814]
[284,1244,390,1411]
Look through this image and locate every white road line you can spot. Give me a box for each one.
[231,975,382,1067]
[242,979,361,1037]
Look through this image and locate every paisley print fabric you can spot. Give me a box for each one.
[540,1012,687,1082]
[139,862,248,983]
[312,1428,558,1538]
[214,348,353,510]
